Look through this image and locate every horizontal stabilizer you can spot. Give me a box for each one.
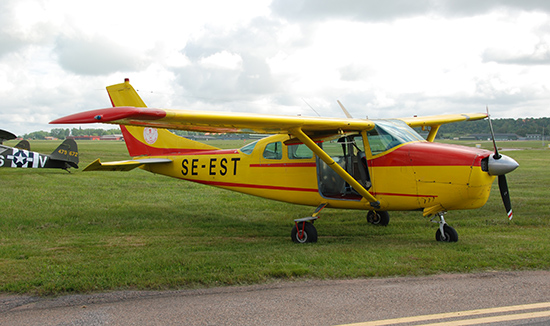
[0,129,16,142]
[84,158,172,172]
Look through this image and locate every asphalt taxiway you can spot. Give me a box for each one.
[1,270,549,325]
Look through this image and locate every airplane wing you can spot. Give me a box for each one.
[399,113,487,128]
[84,158,173,171]
[398,113,487,142]
[51,106,486,137]
[0,129,17,143]
[50,106,376,137]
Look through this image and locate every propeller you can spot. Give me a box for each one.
[486,107,518,220]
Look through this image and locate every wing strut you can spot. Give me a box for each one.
[291,127,380,208]
[426,125,441,142]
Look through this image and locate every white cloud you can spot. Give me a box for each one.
[1,0,550,135]
[199,51,243,70]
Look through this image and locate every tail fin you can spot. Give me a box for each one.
[15,140,30,150]
[107,79,219,157]
[48,139,79,169]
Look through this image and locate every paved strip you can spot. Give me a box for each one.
[339,302,550,325]
[421,310,550,326]
[1,271,549,325]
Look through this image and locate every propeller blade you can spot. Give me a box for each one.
[486,106,501,159]
[498,175,513,220]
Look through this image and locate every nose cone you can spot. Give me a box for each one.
[488,154,519,176]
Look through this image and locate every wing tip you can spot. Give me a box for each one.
[50,107,166,124]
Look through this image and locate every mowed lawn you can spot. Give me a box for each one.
[0,139,548,295]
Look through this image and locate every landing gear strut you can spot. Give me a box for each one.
[432,212,458,242]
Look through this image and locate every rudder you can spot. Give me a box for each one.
[107,79,219,157]
[48,139,79,168]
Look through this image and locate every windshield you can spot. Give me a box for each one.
[240,140,258,155]
[368,119,424,155]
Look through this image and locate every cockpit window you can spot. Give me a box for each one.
[263,142,282,159]
[368,119,424,155]
[288,143,313,159]
[240,140,258,155]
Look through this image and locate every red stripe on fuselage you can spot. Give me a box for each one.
[249,162,317,168]
[373,192,437,198]
[190,180,435,199]
[191,179,319,193]
[369,142,491,167]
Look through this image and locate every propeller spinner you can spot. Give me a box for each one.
[486,107,519,220]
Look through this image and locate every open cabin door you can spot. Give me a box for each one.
[317,134,372,200]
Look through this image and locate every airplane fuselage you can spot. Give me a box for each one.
[140,134,496,213]
[0,145,51,168]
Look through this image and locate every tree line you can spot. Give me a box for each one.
[438,117,550,138]
[23,128,121,139]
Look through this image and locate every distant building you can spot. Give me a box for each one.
[466,133,519,141]
[100,134,124,141]
[67,135,101,141]
[526,134,542,140]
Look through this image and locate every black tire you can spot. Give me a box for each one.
[291,222,318,243]
[366,210,390,226]
[436,224,458,242]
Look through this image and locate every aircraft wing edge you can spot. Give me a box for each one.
[84,158,172,172]
[51,107,376,135]
[0,129,17,142]
[399,113,487,128]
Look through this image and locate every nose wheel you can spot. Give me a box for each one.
[435,224,458,242]
[432,212,458,242]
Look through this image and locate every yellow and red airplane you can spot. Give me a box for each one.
[51,79,518,243]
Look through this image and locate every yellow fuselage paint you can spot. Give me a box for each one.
[141,134,496,212]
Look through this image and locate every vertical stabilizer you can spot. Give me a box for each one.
[106,79,219,157]
[48,139,79,168]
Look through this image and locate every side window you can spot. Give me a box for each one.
[353,135,365,154]
[367,127,397,155]
[288,143,313,159]
[263,142,282,159]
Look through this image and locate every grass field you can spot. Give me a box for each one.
[0,139,549,295]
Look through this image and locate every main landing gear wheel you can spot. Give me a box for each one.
[291,222,318,243]
[367,210,390,226]
[435,224,458,242]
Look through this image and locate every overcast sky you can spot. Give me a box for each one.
[1,0,550,135]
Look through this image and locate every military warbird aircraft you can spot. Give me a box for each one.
[0,129,79,171]
[51,79,518,243]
